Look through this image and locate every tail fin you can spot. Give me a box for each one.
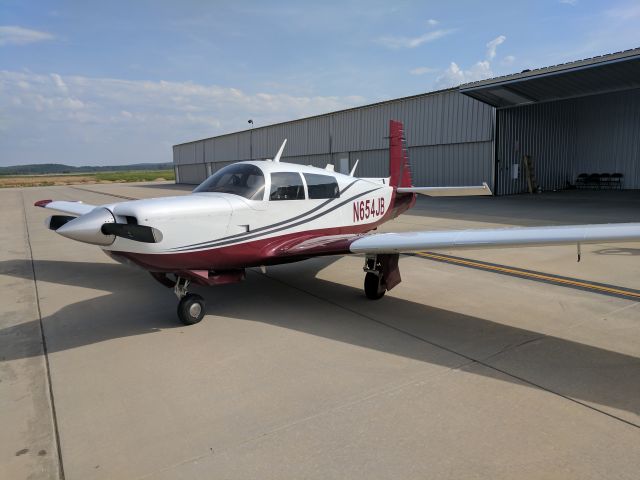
[389,120,412,188]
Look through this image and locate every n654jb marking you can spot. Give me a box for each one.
[354,197,385,222]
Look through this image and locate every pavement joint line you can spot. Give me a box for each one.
[601,301,640,318]
[413,251,640,301]
[546,301,640,339]
[481,336,546,362]
[69,185,137,201]
[21,191,66,480]
[255,270,640,431]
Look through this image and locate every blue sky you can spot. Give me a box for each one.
[1,0,640,166]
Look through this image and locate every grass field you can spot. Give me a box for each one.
[0,169,175,188]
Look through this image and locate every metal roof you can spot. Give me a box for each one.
[459,47,640,108]
[173,86,457,147]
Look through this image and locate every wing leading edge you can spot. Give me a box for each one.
[350,223,640,254]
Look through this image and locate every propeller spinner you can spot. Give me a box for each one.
[52,207,162,245]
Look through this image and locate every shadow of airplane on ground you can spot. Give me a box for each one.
[1,257,639,423]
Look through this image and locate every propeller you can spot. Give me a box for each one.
[101,223,163,243]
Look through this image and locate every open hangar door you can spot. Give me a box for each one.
[460,48,640,195]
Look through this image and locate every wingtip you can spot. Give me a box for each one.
[34,199,52,208]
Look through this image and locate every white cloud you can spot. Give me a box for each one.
[0,25,55,46]
[50,73,68,92]
[502,55,516,65]
[559,0,578,5]
[435,61,493,88]
[426,19,439,26]
[435,34,507,88]
[409,66,438,75]
[486,35,506,60]
[377,29,455,49]
[0,70,366,165]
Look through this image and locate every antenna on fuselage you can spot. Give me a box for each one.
[273,139,287,163]
[349,159,359,177]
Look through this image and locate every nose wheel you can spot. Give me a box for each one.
[174,277,206,325]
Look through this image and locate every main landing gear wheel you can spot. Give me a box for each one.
[363,254,401,300]
[174,277,206,325]
[364,272,386,300]
[177,293,206,325]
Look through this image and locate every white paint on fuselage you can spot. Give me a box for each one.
[102,160,393,254]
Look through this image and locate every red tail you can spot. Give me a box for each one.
[389,120,412,188]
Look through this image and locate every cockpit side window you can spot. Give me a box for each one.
[303,173,339,199]
[269,172,305,200]
[193,164,265,200]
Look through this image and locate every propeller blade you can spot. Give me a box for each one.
[101,223,163,243]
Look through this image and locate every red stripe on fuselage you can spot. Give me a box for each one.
[109,191,416,272]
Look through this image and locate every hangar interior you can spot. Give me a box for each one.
[461,48,640,194]
[174,48,640,195]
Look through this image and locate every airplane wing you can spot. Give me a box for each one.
[349,223,640,254]
[34,199,97,216]
[397,183,492,197]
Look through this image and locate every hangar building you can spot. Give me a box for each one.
[173,48,640,195]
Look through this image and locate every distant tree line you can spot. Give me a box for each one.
[0,163,174,175]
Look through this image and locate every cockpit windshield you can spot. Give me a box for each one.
[193,164,265,200]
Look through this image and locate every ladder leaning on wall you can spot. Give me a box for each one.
[523,154,539,194]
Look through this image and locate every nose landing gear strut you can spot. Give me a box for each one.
[174,277,206,325]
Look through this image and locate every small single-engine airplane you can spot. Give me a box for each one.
[36,121,640,325]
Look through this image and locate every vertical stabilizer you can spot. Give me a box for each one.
[388,120,412,188]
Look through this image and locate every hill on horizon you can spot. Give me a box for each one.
[0,162,174,175]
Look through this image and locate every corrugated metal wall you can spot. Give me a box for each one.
[174,90,495,187]
[496,89,640,194]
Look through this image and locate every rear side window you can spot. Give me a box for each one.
[304,173,339,199]
[270,172,305,200]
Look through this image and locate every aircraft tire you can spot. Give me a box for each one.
[364,272,386,300]
[177,293,206,325]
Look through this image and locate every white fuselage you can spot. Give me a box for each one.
[103,161,394,260]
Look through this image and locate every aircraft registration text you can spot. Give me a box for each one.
[353,198,385,222]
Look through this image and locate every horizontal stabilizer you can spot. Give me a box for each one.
[397,183,492,197]
[34,199,97,216]
[350,222,640,254]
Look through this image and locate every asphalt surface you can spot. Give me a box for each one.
[2,183,640,479]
